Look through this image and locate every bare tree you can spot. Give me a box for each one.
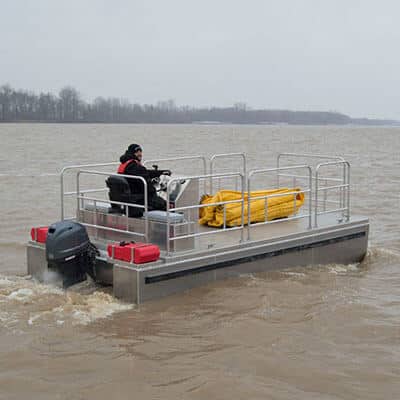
[0,83,372,125]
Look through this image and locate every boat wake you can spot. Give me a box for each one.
[237,245,400,286]
[360,246,400,266]
[0,275,132,333]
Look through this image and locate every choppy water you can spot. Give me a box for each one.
[0,124,399,399]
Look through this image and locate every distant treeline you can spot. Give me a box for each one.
[0,84,397,125]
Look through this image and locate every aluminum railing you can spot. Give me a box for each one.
[144,155,207,175]
[60,162,119,220]
[58,152,352,256]
[276,153,345,185]
[314,161,350,227]
[76,170,149,242]
[247,165,313,240]
[209,153,247,193]
[165,172,245,255]
[277,152,345,167]
[276,153,347,214]
[61,157,207,220]
[144,155,208,194]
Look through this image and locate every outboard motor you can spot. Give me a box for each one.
[45,221,98,288]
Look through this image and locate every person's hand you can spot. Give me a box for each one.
[162,170,172,176]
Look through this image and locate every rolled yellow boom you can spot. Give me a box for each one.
[199,188,305,228]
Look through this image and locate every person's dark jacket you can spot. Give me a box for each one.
[118,153,163,199]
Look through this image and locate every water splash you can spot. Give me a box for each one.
[0,274,132,330]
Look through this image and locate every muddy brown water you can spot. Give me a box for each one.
[0,124,399,399]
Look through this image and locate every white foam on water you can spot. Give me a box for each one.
[281,271,307,277]
[326,263,359,274]
[0,274,133,328]
[7,288,34,301]
[55,291,133,326]
[28,313,43,325]
[0,312,11,322]
[367,247,400,259]
[0,277,14,286]
[328,265,348,274]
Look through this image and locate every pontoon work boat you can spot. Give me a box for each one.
[27,153,369,303]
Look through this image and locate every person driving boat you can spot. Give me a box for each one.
[118,143,171,211]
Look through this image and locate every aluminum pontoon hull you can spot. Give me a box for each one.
[27,215,368,303]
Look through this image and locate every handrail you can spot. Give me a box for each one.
[247,165,313,240]
[57,153,352,256]
[144,155,207,175]
[76,169,149,242]
[209,153,247,193]
[60,162,119,220]
[165,172,245,255]
[144,155,208,194]
[276,153,345,188]
[76,195,146,209]
[277,152,345,163]
[276,173,342,183]
[314,161,350,227]
[64,188,109,196]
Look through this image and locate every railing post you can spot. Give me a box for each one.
[60,172,65,220]
[346,162,350,222]
[94,199,98,239]
[314,168,319,228]
[308,166,312,229]
[276,154,281,187]
[247,173,252,241]
[76,171,81,221]
[143,177,149,243]
[240,173,245,243]
[166,179,171,256]
[341,162,346,210]
[223,205,226,229]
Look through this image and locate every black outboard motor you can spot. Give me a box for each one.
[45,221,98,288]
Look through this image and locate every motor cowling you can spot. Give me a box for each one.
[45,221,97,288]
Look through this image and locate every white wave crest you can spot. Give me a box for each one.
[0,274,133,328]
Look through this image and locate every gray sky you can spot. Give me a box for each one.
[1,0,399,119]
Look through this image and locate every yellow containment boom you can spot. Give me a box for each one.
[199,188,305,228]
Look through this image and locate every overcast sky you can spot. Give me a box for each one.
[1,0,399,119]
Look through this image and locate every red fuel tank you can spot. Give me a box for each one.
[107,242,160,264]
[30,227,49,243]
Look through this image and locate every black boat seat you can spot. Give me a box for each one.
[106,175,145,217]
